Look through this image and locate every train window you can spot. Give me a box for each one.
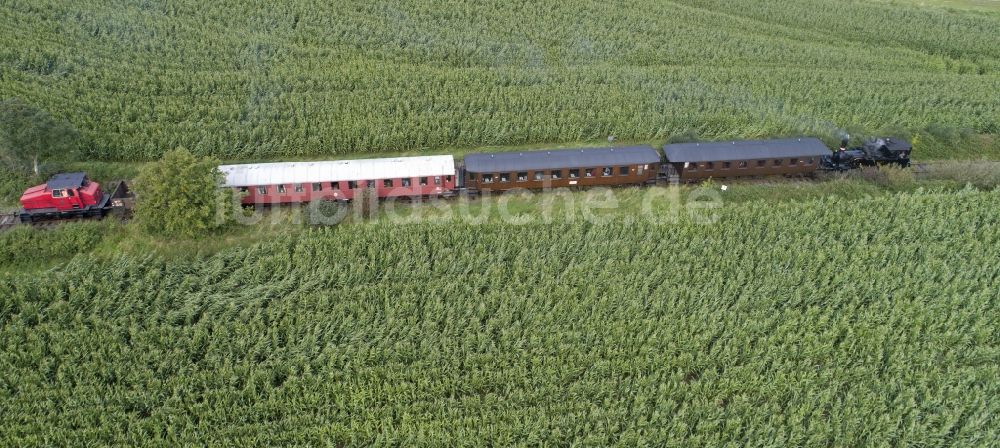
[52,189,64,198]
[585,168,594,177]
[619,166,629,176]
[499,173,510,182]
[435,176,442,186]
[277,185,287,193]
[805,158,814,165]
[757,160,766,167]
[773,159,783,166]
[789,158,798,165]
[602,167,612,177]
[402,178,411,187]
[257,186,267,195]
[551,170,562,180]
[738,161,748,169]
[516,172,527,182]
[384,179,394,188]
[534,171,544,181]
[706,162,714,170]
[569,169,580,178]
[366,180,375,188]
[312,183,322,191]
[348,181,358,189]
[67,189,75,197]
[294,184,304,193]
[238,187,249,193]
[638,165,645,175]
[420,177,428,186]
[686,163,696,171]
[722,162,731,169]
[446,176,452,183]
[482,174,494,183]
[468,172,477,181]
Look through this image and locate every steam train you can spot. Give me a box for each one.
[12,136,910,223]
[219,136,912,205]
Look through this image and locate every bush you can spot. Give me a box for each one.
[132,148,232,238]
[303,197,347,227]
[0,221,110,268]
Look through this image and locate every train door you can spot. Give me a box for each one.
[65,189,82,209]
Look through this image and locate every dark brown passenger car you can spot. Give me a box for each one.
[662,138,832,182]
[463,146,662,192]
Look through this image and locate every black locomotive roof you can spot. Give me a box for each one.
[867,137,912,152]
[663,138,831,163]
[464,146,661,173]
[46,172,87,190]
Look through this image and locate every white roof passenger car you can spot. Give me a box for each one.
[219,155,456,187]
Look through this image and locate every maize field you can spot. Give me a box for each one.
[1,188,997,445]
[2,0,999,160]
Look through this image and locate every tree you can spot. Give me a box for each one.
[0,98,80,176]
[133,148,232,238]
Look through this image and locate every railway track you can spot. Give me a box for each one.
[0,162,958,234]
[0,212,105,233]
[0,212,18,232]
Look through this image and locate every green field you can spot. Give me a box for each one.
[3,0,1000,161]
[1,189,997,445]
[3,1,999,444]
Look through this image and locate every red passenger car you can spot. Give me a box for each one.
[220,155,458,205]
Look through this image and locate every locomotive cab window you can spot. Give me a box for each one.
[569,169,580,179]
[619,166,629,176]
[66,189,75,197]
[52,189,64,198]
[277,185,286,193]
[516,172,528,182]
[257,186,267,195]
[312,183,322,192]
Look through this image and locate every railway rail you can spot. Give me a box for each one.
[0,161,948,235]
[0,212,17,232]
